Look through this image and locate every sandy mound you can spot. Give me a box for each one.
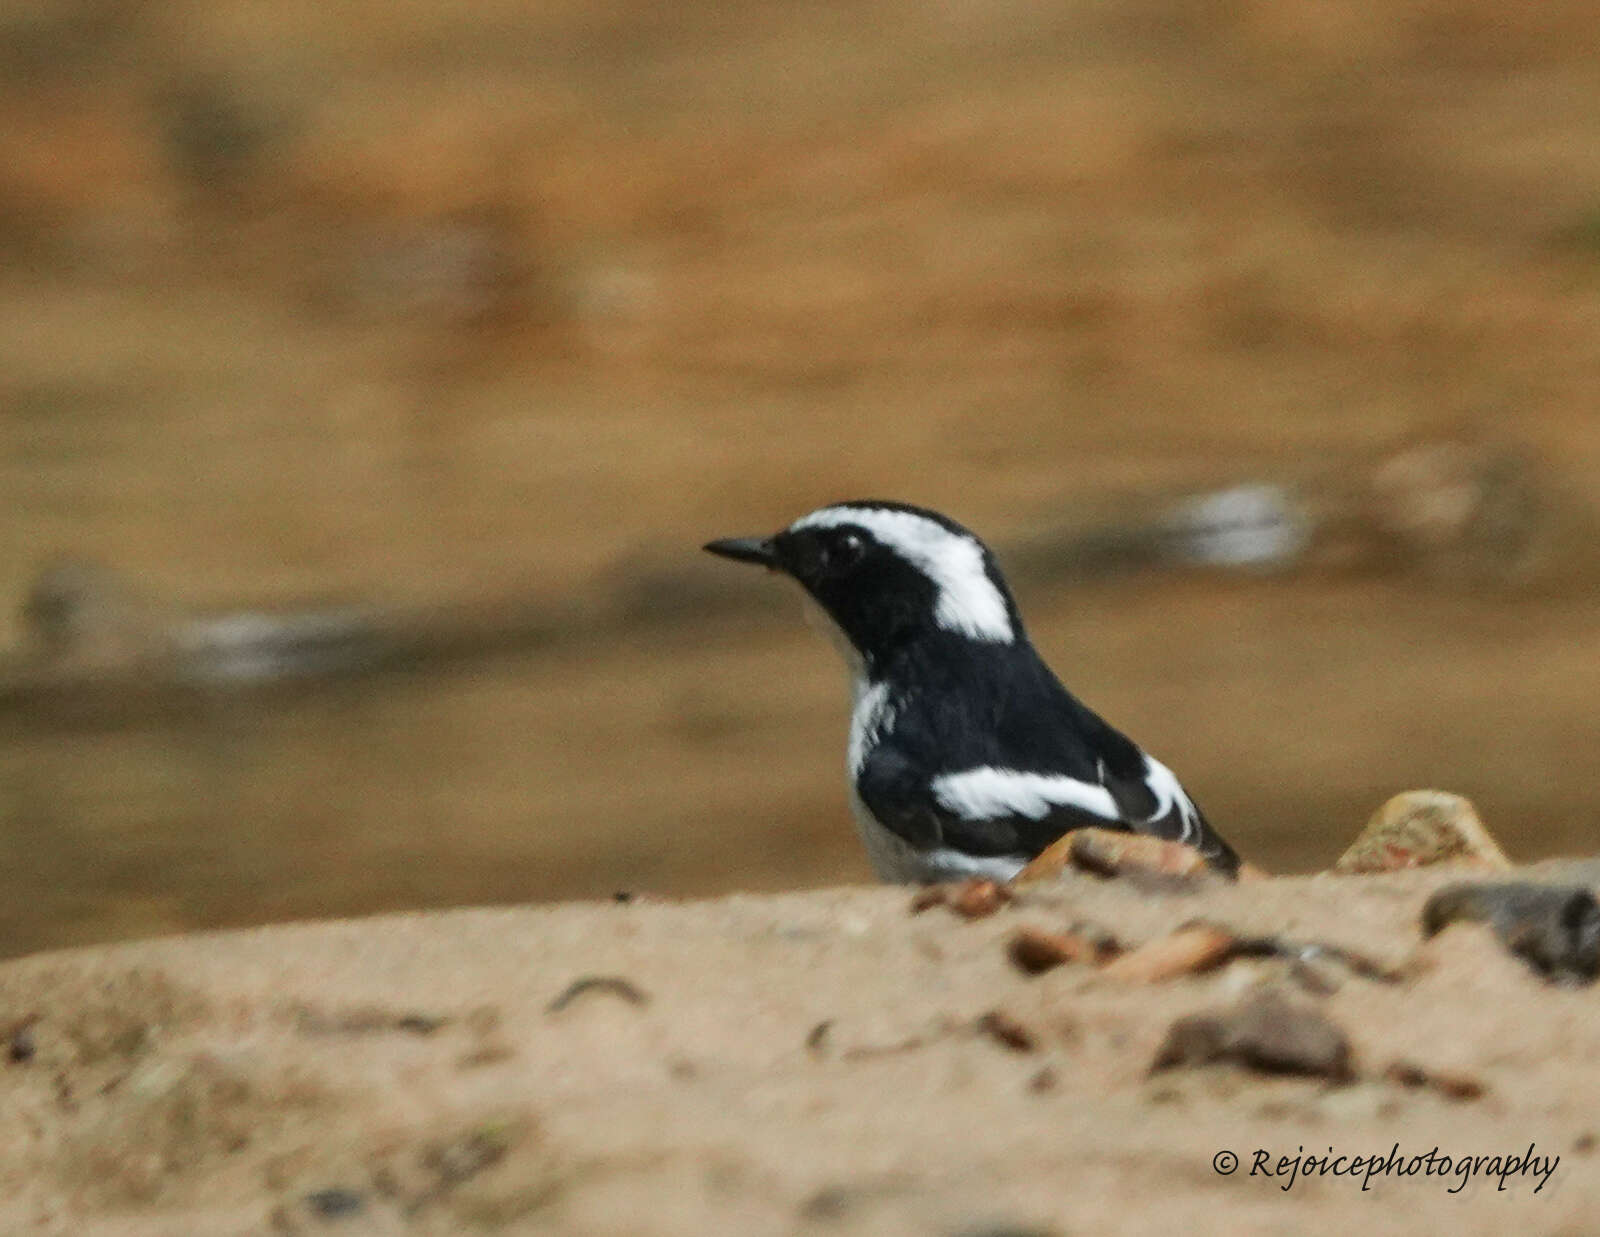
[3,865,1597,1235]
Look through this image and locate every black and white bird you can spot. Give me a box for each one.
[704,501,1240,882]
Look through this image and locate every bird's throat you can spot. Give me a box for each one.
[799,594,867,680]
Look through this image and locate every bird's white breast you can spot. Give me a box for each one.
[846,788,1026,883]
[842,675,1024,883]
[847,679,894,777]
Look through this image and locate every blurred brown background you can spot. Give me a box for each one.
[3,0,1600,956]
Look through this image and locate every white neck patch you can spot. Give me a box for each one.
[791,506,1014,643]
[847,679,894,777]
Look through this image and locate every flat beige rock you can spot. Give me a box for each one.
[1013,827,1216,884]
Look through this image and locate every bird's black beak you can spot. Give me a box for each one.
[703,536,780,568]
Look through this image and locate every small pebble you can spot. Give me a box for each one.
[304,1187,365,1219]
[1382,1060,1485,1101]
[7,1020,37,1064]
[1006,924,1118,975]
[1102,922,1240,983]
[975,1010,1037,1053]
[1151,987,1353,1081]
[909,879,1012,919]
[950,879,1011,919]
[393,1014,447,1035]
[292,1006,450,1036]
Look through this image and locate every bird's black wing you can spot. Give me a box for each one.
[855,739,1239,875]
[854,742,1123,859]
[1054,698,1240,873]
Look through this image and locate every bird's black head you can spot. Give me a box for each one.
[704,501,1022,667]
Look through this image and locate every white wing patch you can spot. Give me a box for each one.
[931,757,1202,842]
[932,767,1119,822]
[792,506,1014,643]
[847,679,895,777]
[1140,754,1203,844]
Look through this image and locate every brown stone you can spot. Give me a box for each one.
[1102,922,1241,983]
[1151,987,1353,1081]
[1006,924,1120,976]
[1335,790,1511,874]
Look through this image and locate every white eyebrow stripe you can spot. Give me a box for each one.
[791,506,1014,642]
[931,767,1120,822]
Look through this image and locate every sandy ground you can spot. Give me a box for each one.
[4,8,1600,1226]
[7,0,1600,956]
[3,863,1598,1236]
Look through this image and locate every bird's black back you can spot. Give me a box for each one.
[858,631,1240,873]
[874,632,1143,782]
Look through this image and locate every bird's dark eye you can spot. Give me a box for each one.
[817,531,864,574]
